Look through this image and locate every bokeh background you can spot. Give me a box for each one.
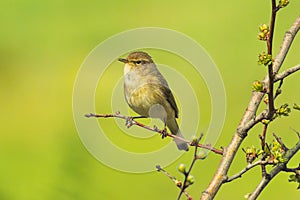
[1,0,299,199]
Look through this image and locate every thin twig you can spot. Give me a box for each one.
[225,159,272,183]
[274,64,300,82]
[156,165,177,182]
[272,15,300,73]
[290,127,300,139]
[260,125,268,149]
[274,79,283,100]
[259,124,269,177]
[178,135,203,200]
[282,164,300,173]
[156,165,193,200]
[273,132,288,151]
[85,112,223,155]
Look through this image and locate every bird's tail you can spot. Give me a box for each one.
[167,118,189,151]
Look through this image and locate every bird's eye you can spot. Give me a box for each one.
[135,60,141,64]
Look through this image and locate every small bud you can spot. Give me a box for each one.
[175,180,182,187]
[197,150,207,160]
[269,141,287,164]
[258,52,272,66]
[263,96,269,104]
[259,24,269,32]
[191,135,198,145]
[252,80,264,92]
[277,88,282,94]
[156,165,162,171]
[257,32,265,40]
[293,103,300,111]
[177,164,186,174]
[243,146,260,163]
[186,175,195,185]
[261,119,270,125]
[278,0,289,8]
[258,24,269,41]
[276,103,291,117]
[244,193,251,199]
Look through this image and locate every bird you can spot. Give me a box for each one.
[118,51,189,151]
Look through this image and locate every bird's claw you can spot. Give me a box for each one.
[125,117,134,128]
[161,127,168,139]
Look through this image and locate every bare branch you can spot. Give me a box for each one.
[225,159,272,183]
[282,164,300,173]
[274,64,300,82]
[274,80,283,100]
[85,112,223,155]
[156,165,193,200]
[156,165,177,182]
[272,15,300,73]
[259,125,269,177]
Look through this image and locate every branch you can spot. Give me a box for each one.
[248,138,300,200]
[272,15,300,73]
[282,164,300,173]
[156,165,193,200]
[156,135,205,200]
[178,135,203,200]
[225,159,272,183]
[200,14,300,200]
[85,112,223,155]
[274,64,300,82]
[266,0,278,117]
[274,79,283,100]
[290,127,300,139]
[259,125,269,177]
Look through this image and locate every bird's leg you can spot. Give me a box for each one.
[125,116,147,128]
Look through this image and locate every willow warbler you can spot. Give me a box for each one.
[118,51,189,151]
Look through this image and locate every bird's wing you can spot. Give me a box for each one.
[160,85,179,118]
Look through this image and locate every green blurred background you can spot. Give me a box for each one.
[1,0,299,199]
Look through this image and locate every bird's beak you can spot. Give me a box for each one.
[118,58,128,63]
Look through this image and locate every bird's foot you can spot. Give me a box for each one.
[153,125,168,139]
[125,116,147,128]
[125,117,134,128]
[161,127,168,139]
